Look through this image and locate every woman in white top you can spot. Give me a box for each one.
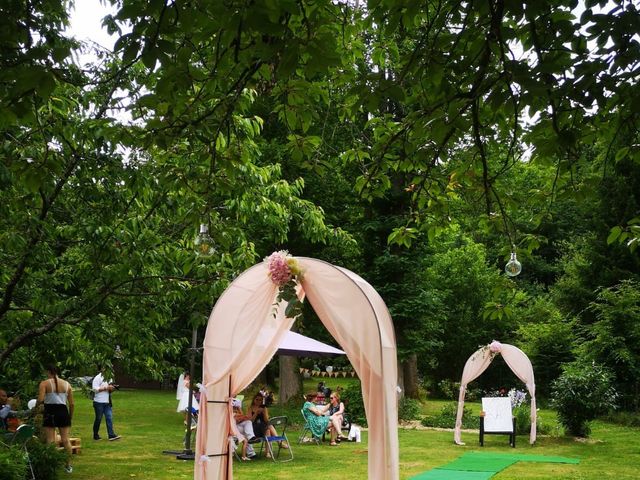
[176,372,186,401]
[176,373,199,413]
[37,364,74,473]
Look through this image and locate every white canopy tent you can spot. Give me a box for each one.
[194,257,399,480]
[453,341,537,445]
[277,330,345,357]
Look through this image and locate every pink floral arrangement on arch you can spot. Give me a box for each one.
[265,250,303,286]
[489,340,503,353]
[264,250,304,322]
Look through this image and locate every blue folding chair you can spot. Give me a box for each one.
[257,416,293,462]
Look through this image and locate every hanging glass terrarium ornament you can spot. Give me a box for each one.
[194,224,215,257]
[504,250,522,277]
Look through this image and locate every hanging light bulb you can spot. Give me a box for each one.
[194,224,215,257]
[504,250,522,277]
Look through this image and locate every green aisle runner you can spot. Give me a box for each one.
[409,452,579,479]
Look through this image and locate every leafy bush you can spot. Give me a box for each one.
[551,360,618,437]
[513,406,531,435]
[340,383,367,427]
[421,402,479,429]
[27,438,67,480]
[398,397,421,422]
[465,388,482,402]
[0,445,27,480]
[601,411,640,428]
[436,379,459,399]
[435,379,481,401]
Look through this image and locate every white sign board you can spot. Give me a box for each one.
[482,397,513,432]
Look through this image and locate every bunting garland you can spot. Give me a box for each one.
[298,368,357,378]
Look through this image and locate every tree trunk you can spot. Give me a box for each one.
[278,355,301,405]
[403,354,420,399]
[254,367,268,390]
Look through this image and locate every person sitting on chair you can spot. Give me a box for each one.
[1,390,22,431]
[232,399,257,460]
[326,392,346,442]
[1,389,25,442]
[302,392,337,445]
[317,392,345,444]
[247,393,289,456]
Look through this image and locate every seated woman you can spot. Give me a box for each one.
[327,392,346,441]
[247,393,289,456]
[302,392,338,445]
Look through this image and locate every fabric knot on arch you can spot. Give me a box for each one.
[194,256,399,480]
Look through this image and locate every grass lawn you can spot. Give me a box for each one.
[62,388,639,479]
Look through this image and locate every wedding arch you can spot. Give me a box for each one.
[194,255,399,480]
[453,341,537,445]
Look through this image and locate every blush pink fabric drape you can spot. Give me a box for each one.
[453,343,537,445]
[195,257,399,480]
[300,260,399,480]
[195,263,295,479]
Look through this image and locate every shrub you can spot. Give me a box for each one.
[602,411,640,428]
[27,438,67,480]
[0,445,27,480]
[538,421,553,435]
[421,402,479,429]
[341,383,367,427]
[513,406,531,435]
[435,379,481,401]
[551,360,618,437]
[398,397,421,422]
[436,379,460,400]
[465,387,482,402]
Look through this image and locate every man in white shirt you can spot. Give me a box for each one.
[92,366,121,441]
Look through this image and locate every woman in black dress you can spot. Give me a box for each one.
[247,393,289,455]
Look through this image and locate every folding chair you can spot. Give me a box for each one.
[257,416,293,462]
[341,413,352,436]
[479,397,516,448]
[321,412,352,442]
[298,409,321,444]
[230,435,250,462]
[6,424,36,479]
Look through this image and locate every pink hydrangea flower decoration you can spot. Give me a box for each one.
[489,340,503,353]
[266,250,293,286]
[266,250,303,286]
[264,250,305,323]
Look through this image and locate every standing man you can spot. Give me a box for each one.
[92,366,121,441]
